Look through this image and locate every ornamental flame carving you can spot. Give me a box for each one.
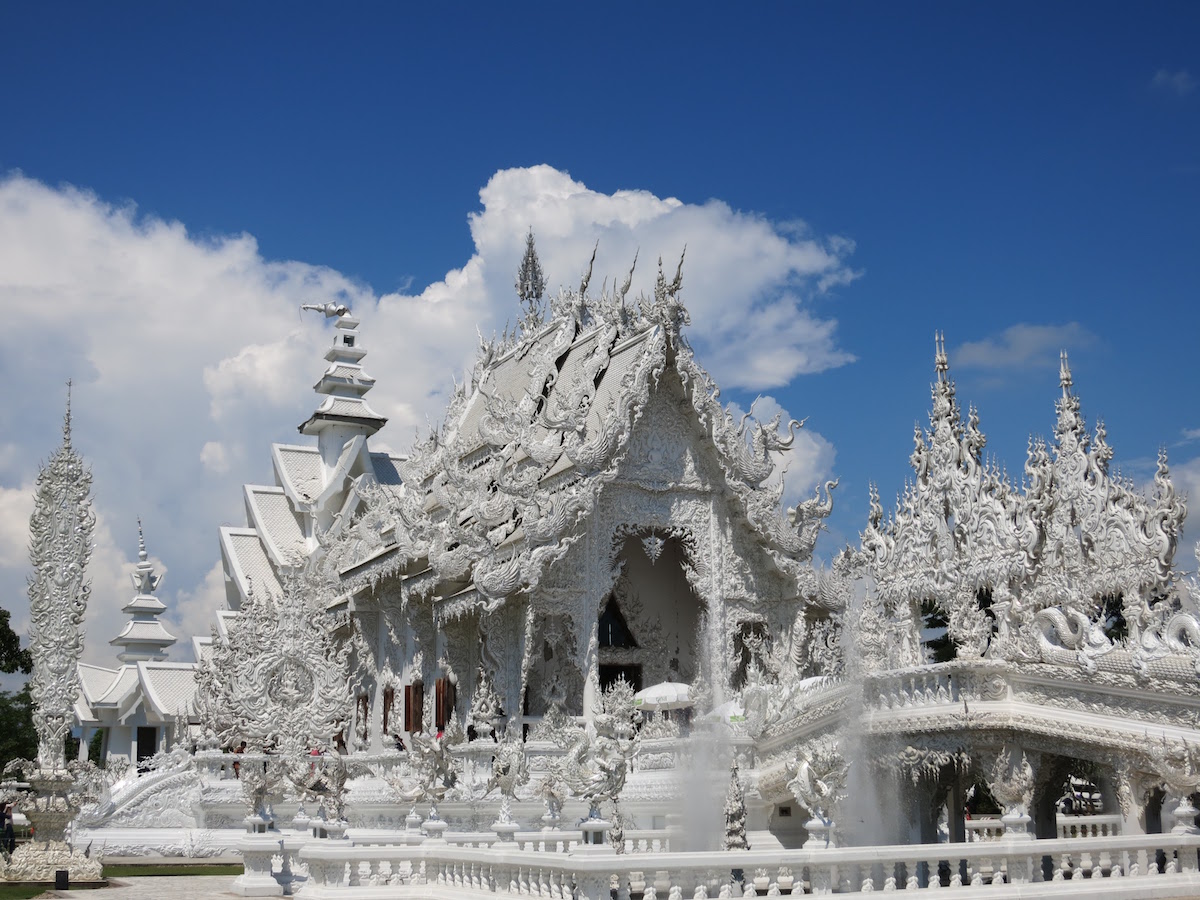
[786,735,847,823]
[562,677,641,816]
[27,397,94,772]
[196,568,352,756]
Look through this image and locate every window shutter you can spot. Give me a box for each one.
[383,686,395,734]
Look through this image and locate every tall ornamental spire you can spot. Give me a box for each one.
[110,520,177,663]
[514,227,546,325]
[27,386,95,771]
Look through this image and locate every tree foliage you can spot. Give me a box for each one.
[0,608,32,676]
[0,685,36,774]
[0,601,35,773]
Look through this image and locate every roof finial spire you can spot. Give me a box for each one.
[515,227,546,308]
[934,331,948,380]
[63,378,73,449]
[115,519,174,663]
[1059,349,1072,396]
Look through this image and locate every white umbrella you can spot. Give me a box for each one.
[697,699,745,725]
[634,681,692,710]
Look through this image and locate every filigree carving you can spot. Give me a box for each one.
[195,568,352,756]
[561,678,641,817]
[785,735,847,823]
[856,342,1193,684]
[27,398,94,772]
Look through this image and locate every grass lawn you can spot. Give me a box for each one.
[0,887,53,899]
[102,863,243,877]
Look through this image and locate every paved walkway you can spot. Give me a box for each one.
[42,875,238,898]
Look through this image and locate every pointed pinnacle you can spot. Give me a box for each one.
[934,331,948,379]
[63,379,73,448]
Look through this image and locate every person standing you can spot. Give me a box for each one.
[2,804,15,855]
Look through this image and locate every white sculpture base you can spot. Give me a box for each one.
[1001,812,1034,840]
[803,815,834,849]
[311,819,347,840]
[574,817,615,855]
[492,820,520,842]
[231,832,285,897]
[0,840,104,884]
[422,817,448,842]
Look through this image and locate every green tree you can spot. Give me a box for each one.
[0,607,32,676]
[0,685,36,773]
[0,604,35,773]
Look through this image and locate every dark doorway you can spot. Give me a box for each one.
[599,664,643,693]
[136,726,157,769]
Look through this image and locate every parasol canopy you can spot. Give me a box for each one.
[634,681,692,710]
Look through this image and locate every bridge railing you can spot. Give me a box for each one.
[295,830,1200,897]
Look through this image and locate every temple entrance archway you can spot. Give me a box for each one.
[599,529,706,691]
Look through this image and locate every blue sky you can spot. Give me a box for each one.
[1,3,1198,658]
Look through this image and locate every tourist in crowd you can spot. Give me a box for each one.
[232,740,246,779]
[2,804,15,855]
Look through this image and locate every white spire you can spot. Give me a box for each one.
[27,384,94,770]
[110,520,176,663]
[298,304,387,441]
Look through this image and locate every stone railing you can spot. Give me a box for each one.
[965,816,1004,842]
[1057,813,1122,839]
[343,826,672,855]
[867,669,958,711]
[294,830,1200,897]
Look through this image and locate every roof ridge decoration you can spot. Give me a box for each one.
[27,384,95,771]
[854,336,1190,682]
[329,240,838,611]
[514,226,547,331]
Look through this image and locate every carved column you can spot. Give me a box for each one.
[1109,762,1147,836]
[581,621,600,719]
[1,396,104,884]
[368,608,388,753]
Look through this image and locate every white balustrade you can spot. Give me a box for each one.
[1057,813,1123,838]
[294,830,1200,897]
[965,816,1004,842]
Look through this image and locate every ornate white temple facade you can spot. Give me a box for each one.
[49,238,1200,896]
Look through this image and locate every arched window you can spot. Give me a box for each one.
[598,596,637,649]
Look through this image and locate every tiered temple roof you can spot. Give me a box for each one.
[331,249,837,618]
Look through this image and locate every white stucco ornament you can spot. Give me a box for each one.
[2,391,103,883]
[196,568,353,757]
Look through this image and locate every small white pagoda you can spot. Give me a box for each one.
[75,523,194,771]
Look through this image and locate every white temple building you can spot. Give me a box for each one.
[54,235,1200,897]
[75,524,194,771]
